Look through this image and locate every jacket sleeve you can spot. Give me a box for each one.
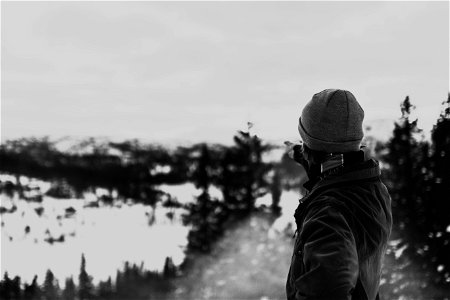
[294,201,359,300]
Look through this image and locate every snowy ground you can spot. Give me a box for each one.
[168,212,449,300]
[1,179,301,287]
[170,212,293,300]
[1,193,188,285]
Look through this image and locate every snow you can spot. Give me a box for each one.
[395,244,408,259]
[2,180,303,285]
[150,165,172,176]
[0,174,18,184]
[95,187,110,198]
[208,185,222,200]
[255,193,272,208]
[156,182,223,204]
[267,190,302,238]
[1,194,16,210]
[388,239,402,247]
[0,174,52,194]
[157,183,197,204]
[1,195,189,284]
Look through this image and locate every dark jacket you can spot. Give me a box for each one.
[286,158,392,300]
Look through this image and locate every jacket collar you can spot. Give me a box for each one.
[303,158,381,197]
[294,158,381,232]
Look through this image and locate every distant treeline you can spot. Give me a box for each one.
[0,254,175,300]
[0,131,303,204]
[0,137,196,201]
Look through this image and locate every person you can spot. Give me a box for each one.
[285,89,392,300]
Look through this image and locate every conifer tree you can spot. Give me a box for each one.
[430,94,450,230]
[23,275,40,299]
[9,276,21,299]
[233,130,269,212]
[184,144,221,252]
[115,269,124,298]
[218,128,272,215]
[384,96,426,242]
[163,257,176,278]
[428,94,450,285]
[97,276,113,299]
[62,277,76,300]
[43,269,59,300]
[78,254,94,300]
[218,148,234,213]
[382,95,450,294]
[0,272,12,299]
[271,170,282,215]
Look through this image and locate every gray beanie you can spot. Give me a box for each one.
[298,89,364,153]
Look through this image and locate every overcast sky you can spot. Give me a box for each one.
[1,1,448,145]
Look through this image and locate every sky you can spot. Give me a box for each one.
[1,1,449,146]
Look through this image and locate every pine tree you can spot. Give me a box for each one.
[8,275,21,300]
[385,98,445,294]
[43,269,59,300]
[183,144,221,252]
[384,96,426,242]
[218,129,272,215]
[78,254,94,300]
[163,257,176,278]
[270,170,282,215]
[97,276,113,299]
[428,94,450,285]
[384,95,450,293]
[62,277,76,300]
[218,148,235,213]
[0,272,12,300]
[115,269,124,298]
[23,275,40,299]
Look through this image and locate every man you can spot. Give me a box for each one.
[286,89,392,300]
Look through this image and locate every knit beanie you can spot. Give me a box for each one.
[298,89,364,153]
